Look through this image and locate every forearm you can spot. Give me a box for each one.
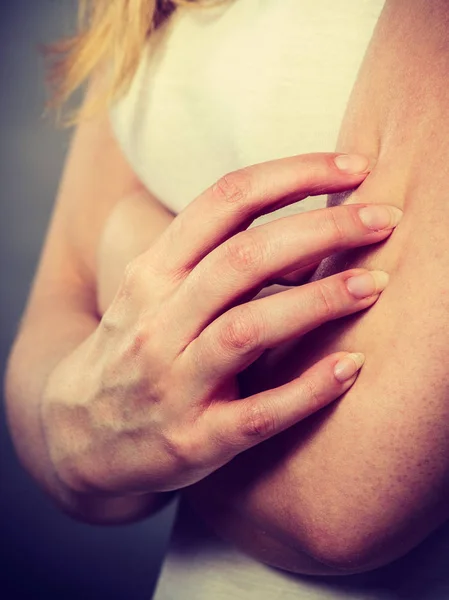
[4,289,174,525]
[185,482,352,576]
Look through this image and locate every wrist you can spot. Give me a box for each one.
[41,342,176,524]
[40,332,99,494]
[54,487,177,526]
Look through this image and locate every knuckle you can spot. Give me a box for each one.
[99,308,120,337]
[117,256,161,306]
[302,376,323,411]
[124,323,152,362]
[314,280,337,318]
[239,401,277,439]
[219,308,262,353]
[324,209,347,246]
[212,168,253,205]
[223,232,265,274]
[121,258,142,291]
[164,425,205,470]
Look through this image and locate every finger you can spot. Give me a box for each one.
[146,153,374,278]
[170,203,401,346]
[183,268,386,387]
[203,351,365,459]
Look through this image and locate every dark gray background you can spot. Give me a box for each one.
[0,2,177,598]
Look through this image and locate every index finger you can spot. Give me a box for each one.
[147,153,373,277]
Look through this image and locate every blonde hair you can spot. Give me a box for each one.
[45,0,224,125]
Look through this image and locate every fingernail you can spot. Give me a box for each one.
[359,205,403,230]
[346,270,389,299]
[334,154,371,174]
[334,352,365,382]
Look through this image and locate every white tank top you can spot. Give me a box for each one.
[109,1,449,598]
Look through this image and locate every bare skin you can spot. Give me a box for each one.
[5,67,400,529]
[6,0,449,579]
[4,82,176,524]
[185,0,449,576]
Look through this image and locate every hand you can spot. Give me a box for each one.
[42,152,400,496]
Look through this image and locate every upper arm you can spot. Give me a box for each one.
[186,0,449,574]
[234,165,449,571]
[25,77,145,320]
[278,177,449,568]
[188,161,449,575]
